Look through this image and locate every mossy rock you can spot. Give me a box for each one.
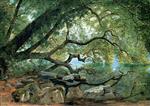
[12,82,41,103]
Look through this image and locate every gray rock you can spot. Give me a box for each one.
[12,87,31,102]
[12,82,41,103]
[39,82,54,88]
[50,88,64,103]
[66,80,80,86]
[38,71,57,81]
[103,85,111,93]
[55,85,65,96]
[103,92,115,100]
[15,81,24,88]
[83,85,115,100]
[20,90,30,102]
[84,85,105,95]
[62,74,74,81]
[21,78,35,84]
[66,86,83,100]
[39,71,57,78]
[62,74,82,81]
[38,86,64,104]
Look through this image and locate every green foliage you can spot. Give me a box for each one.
[0,0,13,44]
[0,0,150,101]
[114,64,150,101]
[9,59,52,76]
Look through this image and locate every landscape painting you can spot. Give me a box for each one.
[0,0,150,106]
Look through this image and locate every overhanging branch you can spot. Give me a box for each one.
[16,6,86,56]
[85,6,117,28]
[20,17,62,54]
[15,30,128,74]
[4,7,62,54]
[6,0,23,41]
[65,53,87,63]
[67,35,127,55]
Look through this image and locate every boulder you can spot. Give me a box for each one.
[12,82,65,104]
[62,74,83,81]
[15,81,25,88]
[38,71,57,81]
[84,85,105,95]
[103,85,111,93]
[20,90,30,102]
[12,88,30,102]
[66,86,83,100]
[83,85,114,100]
[103,92,115,100]
[21,78,35,85]
[39,82,54,88]
[12,82,41,103]
[38,86,65,104]
[62,74,74,81]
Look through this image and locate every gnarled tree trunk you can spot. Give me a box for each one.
[0,57,8,79]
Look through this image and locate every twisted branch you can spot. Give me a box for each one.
[6,0,23,41]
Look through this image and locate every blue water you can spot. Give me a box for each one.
[69,58,90,69]
[69,55,120,71]
[112,55,119,71]
[9,0,15,4]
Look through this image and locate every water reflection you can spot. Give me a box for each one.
[112,55,119,71]
[69,58,92,69]
[70,55,120,71]
[146,67,150,73]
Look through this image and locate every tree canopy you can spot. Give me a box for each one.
[0,0,150,78]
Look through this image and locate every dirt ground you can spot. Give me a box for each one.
[1,80,150,106]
